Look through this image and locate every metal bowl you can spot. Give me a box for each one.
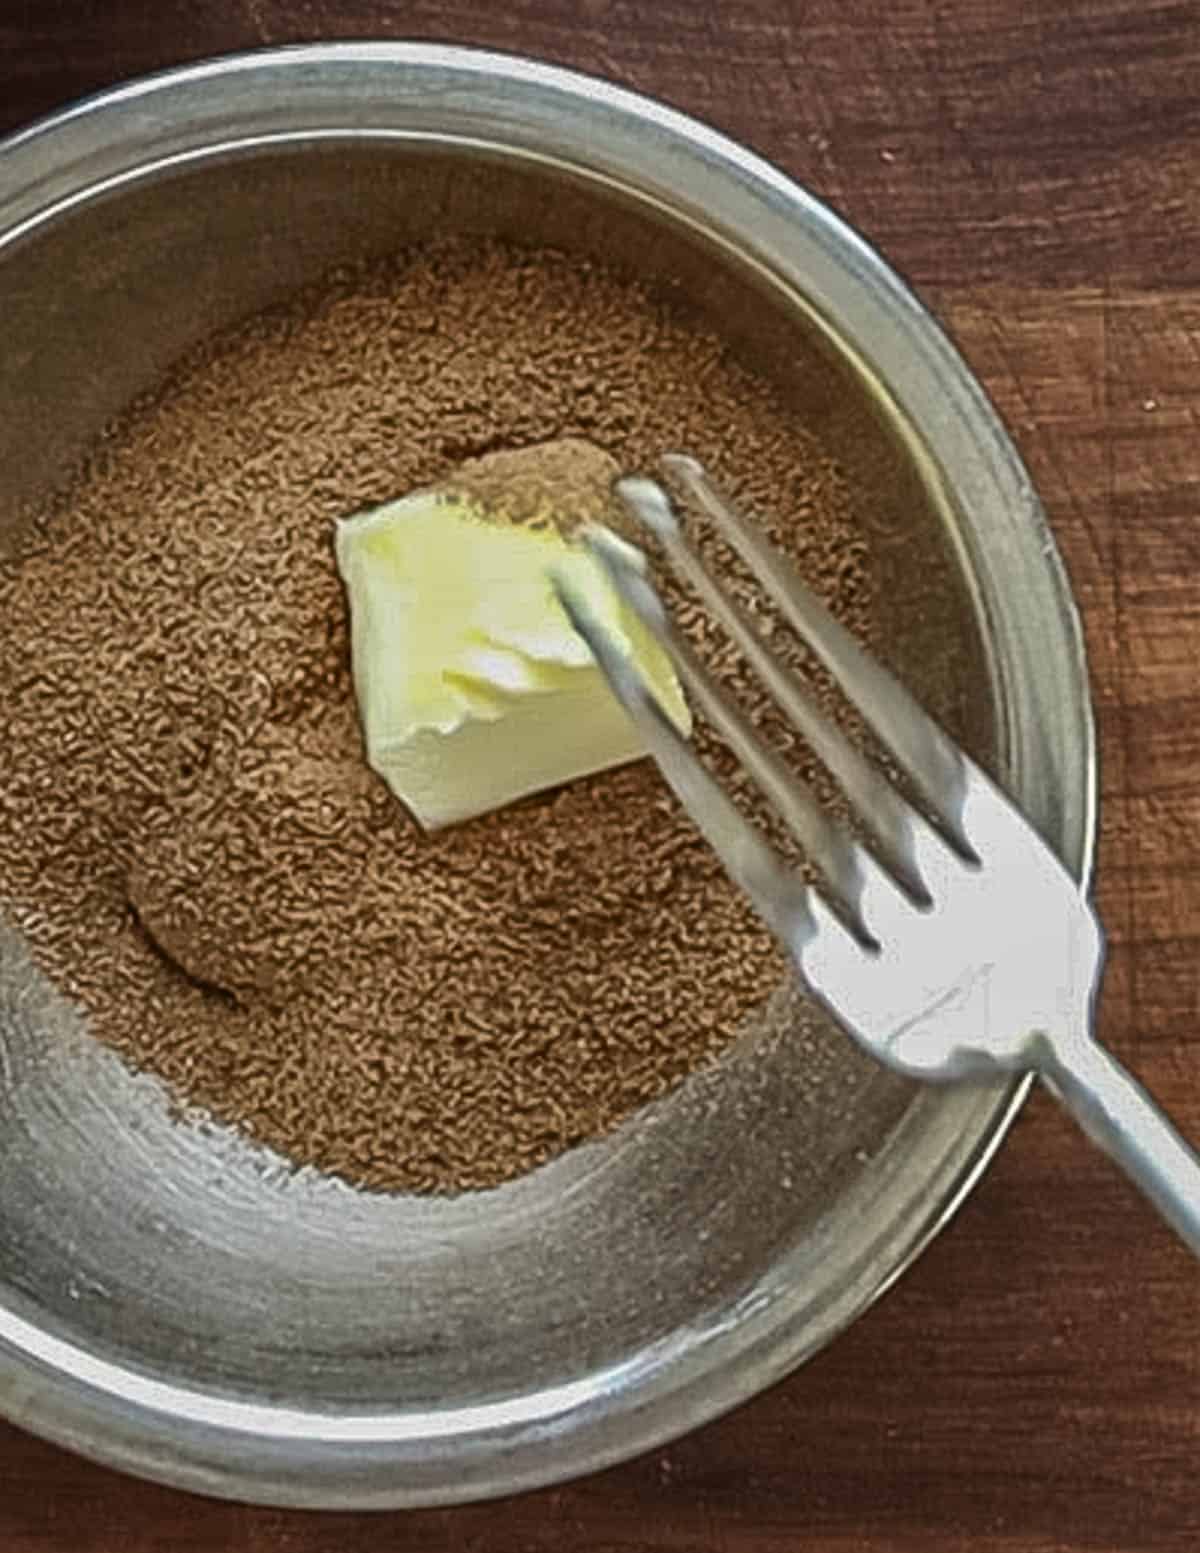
[0,44,1095,1508]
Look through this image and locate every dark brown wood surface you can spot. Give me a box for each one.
[3,2,1199,1548]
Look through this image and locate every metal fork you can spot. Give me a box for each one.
[554,453,1200,1257]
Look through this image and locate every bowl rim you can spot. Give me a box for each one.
[0,41,1096,1509]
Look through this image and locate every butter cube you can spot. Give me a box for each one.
[334,443,690,830]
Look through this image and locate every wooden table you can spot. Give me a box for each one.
[3,2,1198,1548]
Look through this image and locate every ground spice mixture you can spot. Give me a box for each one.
[0,239,871,1193]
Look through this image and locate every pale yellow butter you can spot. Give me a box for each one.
[335,489,690,830]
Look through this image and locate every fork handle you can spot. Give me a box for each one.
[1041,1038,1200,1256]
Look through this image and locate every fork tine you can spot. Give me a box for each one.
[550,568,817,947]
[656,454,972,852]
[616,474,951,887]
[583,525,872,927]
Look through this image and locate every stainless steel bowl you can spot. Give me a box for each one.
[0,44,1095,1508]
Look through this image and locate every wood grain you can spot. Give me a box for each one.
[2,2,1199,1549]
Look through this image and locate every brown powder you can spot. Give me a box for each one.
[0,239,870,1194]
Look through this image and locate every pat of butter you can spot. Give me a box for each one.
[335,489,691,830]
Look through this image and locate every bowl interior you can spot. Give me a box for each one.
[0,129,1033,1501]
